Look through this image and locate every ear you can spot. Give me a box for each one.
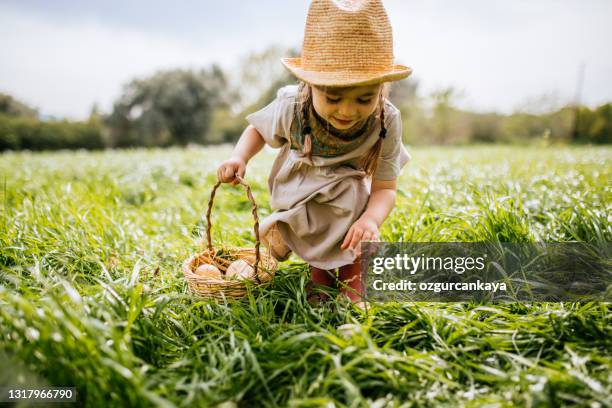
[381,83,391,99]
[305,83,314,99]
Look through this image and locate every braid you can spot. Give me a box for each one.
[359,92,387,177]
[296,82,313,169]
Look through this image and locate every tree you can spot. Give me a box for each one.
[0,93,38,118]
[206,45,299,144]
[230,45,300,114]
[389,79,419,107]
[431,88,463,145]
[106,66,229,147]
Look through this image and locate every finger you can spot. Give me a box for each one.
[356,231,372,248]
[224,167,234,180]
[349,229,364,249]
[360,231,372,249]
[237,163,246,178]
[232,167,240,181]
[341,229,353,249]
[358,233,369,253]
[358,233,369,245]
[341,228,354,249]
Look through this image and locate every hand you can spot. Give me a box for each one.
[341,215,379,257]
[217,157,247,186]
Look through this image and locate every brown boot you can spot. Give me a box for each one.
[307,265,337,304]
[337,256,365,303]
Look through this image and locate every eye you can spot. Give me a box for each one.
[326,96,340,104]
[357,98,373,105]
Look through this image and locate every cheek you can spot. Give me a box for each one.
[312,98,333,118]
[360,104,378,118]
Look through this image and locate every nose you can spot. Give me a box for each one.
[336,101,357,119]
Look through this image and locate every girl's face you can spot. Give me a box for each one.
[311,84,382,130]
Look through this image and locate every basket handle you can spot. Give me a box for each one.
[205,174,262,279]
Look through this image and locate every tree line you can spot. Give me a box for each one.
[1,46,610,151]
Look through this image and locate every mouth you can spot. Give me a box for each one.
[333,117,356,126]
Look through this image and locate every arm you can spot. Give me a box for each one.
[231,124,266,163]
[361,178,397,228]
[217,125,266,185]
[341,178,397,251]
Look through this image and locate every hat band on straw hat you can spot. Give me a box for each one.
[281,58,412,87]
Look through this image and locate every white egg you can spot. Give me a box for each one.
[225,259,256,281]
[194,264,222,280]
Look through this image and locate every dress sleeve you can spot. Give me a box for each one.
[373,109,411,181]
[245,86,295,149]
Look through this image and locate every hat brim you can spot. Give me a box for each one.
[281,57,412,87]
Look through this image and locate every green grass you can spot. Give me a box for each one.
[1,144,610,407]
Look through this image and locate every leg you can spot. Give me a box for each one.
[337,256,365,303]
[260,222,291,261]
[307,265,337,303]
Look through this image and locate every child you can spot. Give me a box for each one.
[217,0,412,308]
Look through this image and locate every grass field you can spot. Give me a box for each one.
[1,145,610,407]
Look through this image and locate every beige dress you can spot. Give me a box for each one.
[246,85,411,270]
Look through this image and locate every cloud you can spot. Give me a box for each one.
[386,0,612,113]
[0,5,248,119]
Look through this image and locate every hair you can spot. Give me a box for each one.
[295,80,390,177]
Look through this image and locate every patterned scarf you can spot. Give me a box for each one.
[289,101,378,158]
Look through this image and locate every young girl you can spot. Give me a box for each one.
[217,0,412,308]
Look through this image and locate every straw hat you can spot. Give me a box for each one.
[281,0,413,88]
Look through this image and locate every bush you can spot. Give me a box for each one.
[574,104,612,144]
[0,115,104,151]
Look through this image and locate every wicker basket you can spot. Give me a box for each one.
[183,175,278,299]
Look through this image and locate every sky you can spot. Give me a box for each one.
[0,0,611,120]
